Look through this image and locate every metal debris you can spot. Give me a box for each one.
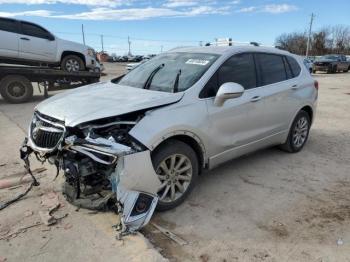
[151,223,188,246]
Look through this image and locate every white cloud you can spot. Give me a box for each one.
[237,6,257,13]
[163,0,198,8]
[0,0,130,7]
[262,4,298,14]
[52,6,229,20]
[0,9,54,17]
[237,4,297,14]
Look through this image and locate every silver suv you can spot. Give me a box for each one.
[21,46,318,233]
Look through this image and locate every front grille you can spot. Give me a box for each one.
[30,113,65,150]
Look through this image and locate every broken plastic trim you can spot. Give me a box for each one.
[20,135,160,237]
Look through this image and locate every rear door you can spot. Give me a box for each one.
[18,21,57,62]
[255,53,301,135]
[0,18,20,59]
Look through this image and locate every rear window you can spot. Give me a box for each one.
[257,54,287,85]
[286,56,301,77]
[0,18,18,33]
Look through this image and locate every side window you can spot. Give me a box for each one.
[0,18,18,33]
[218,53,257,90]
[283,57,293,79]
[21,22,51,39]
[199,53,257,98]
[286,56,301,77]
[257,54,287,85]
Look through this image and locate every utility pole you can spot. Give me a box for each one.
[100,35,104,52]
[128,36,131,56]
[306,13,315,57]
[81,24,86,45]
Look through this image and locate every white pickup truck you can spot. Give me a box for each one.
[0,17,100,72]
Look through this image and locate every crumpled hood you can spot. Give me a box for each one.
[35,82,184,127]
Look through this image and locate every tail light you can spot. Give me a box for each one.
[314,80,319,90]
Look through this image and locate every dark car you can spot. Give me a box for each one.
[313,54,350,73]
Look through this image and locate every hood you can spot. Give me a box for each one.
[315,59,335,63]
[35,82,184,127]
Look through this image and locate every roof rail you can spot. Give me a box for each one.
[204,39,274,48]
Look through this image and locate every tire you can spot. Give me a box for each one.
[0,75,33,103]
[333,65,338,73]
[152,139,199,211]
[344,66,349,73]
[279,110,311,153]
[61,55,85,72]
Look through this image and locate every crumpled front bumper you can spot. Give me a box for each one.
[20,135,161,235]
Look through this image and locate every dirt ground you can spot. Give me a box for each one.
[0,63,350,261]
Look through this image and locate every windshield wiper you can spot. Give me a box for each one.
[143,64,164,89]
[173,69,181,93]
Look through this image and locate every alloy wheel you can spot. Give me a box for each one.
[65,59,80,72]
[292,116,309,148]
[156,154,192,203]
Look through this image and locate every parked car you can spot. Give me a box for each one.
[0,17,100,72]
[312,54,350,73]
[127,55,143,62]
[21,46,318,233]
[126,62,141,71]
[303,58,313,73]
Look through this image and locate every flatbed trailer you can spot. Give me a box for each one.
[0,65,100,103]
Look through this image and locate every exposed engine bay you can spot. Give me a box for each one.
[20,110,161,236]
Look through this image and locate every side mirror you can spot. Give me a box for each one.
[214,82,244,106]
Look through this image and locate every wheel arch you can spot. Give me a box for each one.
[300,105,313,123]
[61,51,86,66]
[149,132,207,172]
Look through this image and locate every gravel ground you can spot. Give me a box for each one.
[0,63,349,261]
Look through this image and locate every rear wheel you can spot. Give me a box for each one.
[61,55,85,72]
[152,139,198,211]
[0,75,33,103]
[279,110,311,153]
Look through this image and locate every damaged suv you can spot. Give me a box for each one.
[21,46,318,234]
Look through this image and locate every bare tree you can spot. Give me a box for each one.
[275,25,350,55]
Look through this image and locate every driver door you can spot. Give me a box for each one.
[202,53,266,167]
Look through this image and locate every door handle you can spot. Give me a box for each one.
[20,37,30,41]
[250,96,261,102]
[291,84,299,90]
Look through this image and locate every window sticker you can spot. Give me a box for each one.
[185,59,210,66]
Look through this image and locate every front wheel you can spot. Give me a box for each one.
[152,139,198,211]
[279,110,311,153]
[61,55,85,72]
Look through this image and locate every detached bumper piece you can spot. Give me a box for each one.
[20,135,160,237]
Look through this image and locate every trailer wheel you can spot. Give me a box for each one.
[0,75,33,103]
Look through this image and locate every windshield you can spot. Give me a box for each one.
[118,52,219,93]
[319,55,339,60]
